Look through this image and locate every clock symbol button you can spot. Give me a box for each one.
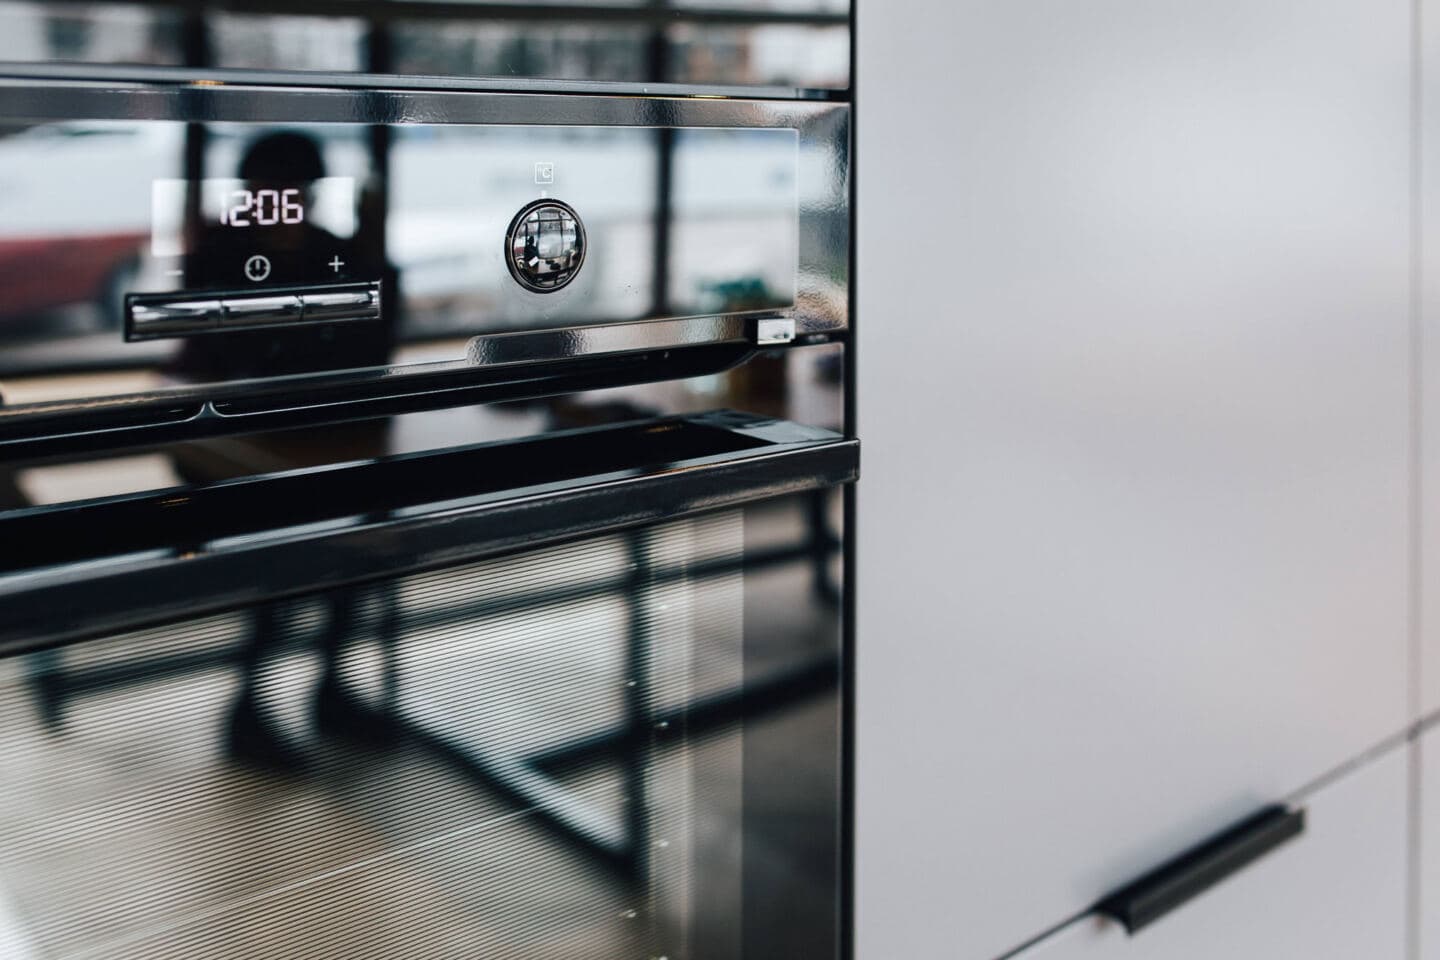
[244,254,272,282]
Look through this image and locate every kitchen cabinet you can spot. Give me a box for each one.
[1005,748,1408,960]
[857,1,1413,957]
[1423,0,1440,722]
[1420,730,1440,960]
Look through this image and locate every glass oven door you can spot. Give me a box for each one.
[0,411,853,960]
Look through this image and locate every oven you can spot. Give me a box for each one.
[0,2,853,958]
[0,410,853,959]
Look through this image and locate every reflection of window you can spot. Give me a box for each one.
[390,18,850,88]
[43,13,91,57]
[209,14,365,72]
[392,21,650,83]
[0,2,183,65]
[669,24,850,87]
[0,2,851,88]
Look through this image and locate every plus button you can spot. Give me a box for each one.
[328,255,345,274]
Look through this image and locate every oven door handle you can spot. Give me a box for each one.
[0,412,858,654]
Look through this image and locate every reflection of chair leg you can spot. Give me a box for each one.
[314,586,396,747]
[378,534,660,882]
[316,587,400,748]
[26,647,67,730]
[227,602,307,772]
[378,578,401,721]
[622,530,656,885]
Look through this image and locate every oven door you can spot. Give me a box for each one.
[0,412,854,960]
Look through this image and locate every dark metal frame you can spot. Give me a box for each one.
[0,410,857,655]
[841,3,856,958]
[0,340,752,459]
[0,63,847,102]
[52,0,849,28]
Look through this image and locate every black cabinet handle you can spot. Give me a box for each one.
[1096,805,1306,934]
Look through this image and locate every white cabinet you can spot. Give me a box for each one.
[856,1,1413,958]
[1421,731,1440,960]
[1008,748,1408,960]
[1423,0,1440,721]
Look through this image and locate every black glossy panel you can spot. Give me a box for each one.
[0,339,845,503]
[0,415,772,574]
[0,86,848,443]
[0,492,843,958]
[0,408,856,650]
[0,2,187,67]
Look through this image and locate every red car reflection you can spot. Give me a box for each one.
[0,232,144,322]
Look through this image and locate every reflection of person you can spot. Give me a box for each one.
[173,131,396,382]
[163,132,400,770]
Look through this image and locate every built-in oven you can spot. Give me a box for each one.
[0,3,853,958]
[0,409,854,959]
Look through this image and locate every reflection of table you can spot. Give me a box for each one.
[387,518,840,881]
[24,491,841,881]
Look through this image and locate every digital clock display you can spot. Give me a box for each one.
[150,177,357,258]
[218,187,306,227]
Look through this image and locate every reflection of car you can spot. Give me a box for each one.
[0,233,144,324]
[0,122,173,329]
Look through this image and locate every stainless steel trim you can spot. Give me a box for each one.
[0,63,847,103]
[0,77,845,129]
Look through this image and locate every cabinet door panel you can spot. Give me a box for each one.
[1422,0,1440,719]
[1011,749,1408,960]
[856,1,1412,958]
[1420,732,1440,960]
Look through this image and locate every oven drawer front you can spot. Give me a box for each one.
[0,413,854,960]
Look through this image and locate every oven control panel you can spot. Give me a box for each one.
[0,93,848,432]
[126,282,380,340]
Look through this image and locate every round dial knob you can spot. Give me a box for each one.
[504,199,587,293]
